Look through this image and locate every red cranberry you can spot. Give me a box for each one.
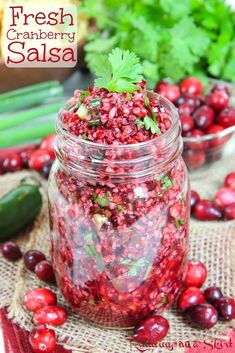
[187,304,218,329]
[40,134,56,158]
[184,261,207,288]
[190,190,200,211]
[193,200,222,221]
[224,172,235,190]
[183,149,206,170]
[33,305,67,326]
[179,77,203,96]
[176,94,201,108]
[178,103,194,115]
[1,242,22,261]
[20,148,36,168]
[158,84,181,103]
[214,297,235,321]
[218,107,235,128]
[180,115,194,134]
[29,326,56,353]
[177,287,205,313]
[35,260,56,284]
[24,250,46,272]
[24,288,57,312]
[132,315,169,344]
[193,106,215,130]
[205,91,229,112]
[155,79,171,92]
[212,84,229,95]
[204,287,223,304]
[2,153,23,173]
[205,124,226,148]
[40,160,53,179]
[214,187,235,208]
[185,129,208,151]
[223,203,235,220]
[29,150,54,171]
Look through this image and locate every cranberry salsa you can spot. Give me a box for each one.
[48,49,190,327]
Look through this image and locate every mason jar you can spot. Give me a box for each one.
[48,92,190,328]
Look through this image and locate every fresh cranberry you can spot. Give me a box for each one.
[1,242,22,261]
[33,305,67,326]
[204,287,223,304]
[187,304,218,329]
[205,124,226,148]
[176,95,201,109]
[35,260,56,284]
[23,250,46,272]
[205,91,229,112]
[185,129,208,151]
[40,134,56,158]
[178,103,194,115]
[179,115,194,134]
[214,297,235,321]
[20,148,36,168]
[212,84,230,95]
[214,187,235,208]
[132,315,169,344]
[183,149,206,170]
[193,200,222,221]
[223,203,235,220]
[158,84,181,103]
[190,190,200,211]
[24,288,57,312]
[218,107,235,128]
[184,261,207,288]
[177,287,205,312]
[224,172,235,190]
[2,153,23,173]
[29,150,54,171]
[155,79,171,92]
[193,106,215,130]
[29,326,56,353]
[179,77,203,96]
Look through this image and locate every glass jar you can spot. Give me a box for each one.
[48,92,190,328]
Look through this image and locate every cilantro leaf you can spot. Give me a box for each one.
[144,116,161,135]
[161,176,173,191]
[94,48,143,93]
[93,194,109,207]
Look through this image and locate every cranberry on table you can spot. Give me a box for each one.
[24,288,57,312]
[2,153,23,173]
[132,315,169,344]
[40,134,56,158]
[29,150,54,171]
[179,77,203,96]
[214,187,235,208]
[193,105,215,130]
[205,91,229,112]
[183,149,206,170]
[33,305,67,326]
[214,297,235,321]
[204,287,223,304]
[179,115,194,134]
[193,200,222,221]
[184,261,207,288]
[187,304,218,329]
[190,190,200,212]
[23,250,46,272]
[29,326,56,353]
[223,203,235,220]
[35,260,56,284]
[1,242,22,261]
[157,84,181,103]
[177,287,205,313]
[218,107,235,128]
[224,172,235,190]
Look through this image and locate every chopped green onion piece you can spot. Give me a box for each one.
[93,194,109,207]
[77,104,88,119]
[88,120,101,127]
[90,98,100,107]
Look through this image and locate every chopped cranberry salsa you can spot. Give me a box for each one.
[62,81,171,145]
[49,48,189,327]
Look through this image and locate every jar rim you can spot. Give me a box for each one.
[56,91,179,150]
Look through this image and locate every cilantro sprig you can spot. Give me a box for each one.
[94,48,143,93]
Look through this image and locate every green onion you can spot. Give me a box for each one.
[88,120,101,127]
[0,81,63,113]
[0,120,55,148]
[0,102,62,131]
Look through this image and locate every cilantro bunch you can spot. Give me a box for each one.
[81,0,235,87]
